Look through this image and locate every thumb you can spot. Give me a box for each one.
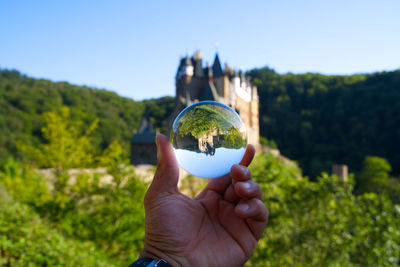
[147,133,180,196]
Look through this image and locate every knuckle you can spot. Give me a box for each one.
[254,199,266,211]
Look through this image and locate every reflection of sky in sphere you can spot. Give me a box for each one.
[171,101,247,178]
[174,147,246,178]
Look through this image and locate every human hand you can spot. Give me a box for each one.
[140,134,268,267]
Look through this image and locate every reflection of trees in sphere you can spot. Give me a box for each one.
[171,101,247,178]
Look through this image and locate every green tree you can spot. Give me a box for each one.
[248,67,400,177]
[0,184,115,267]
[248,152,400,266]
[0,69,144,164]
[356,156,391,192]
[18,107,97,170]
[356,156,400,203]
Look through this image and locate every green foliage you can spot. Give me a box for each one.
[17,106,130,171]
[1,152,399,266]
[0,185,114,267]
[177,104,237,137]
[1,68,400,266]
[142,96,175,132]
[350,193,400,266]
[221,127,247,149]
[3,66,400,178]
[56,167,147,264]
[361,156,391,177]
[0,161,147,265]
[0,69,144,162]
[0,158,50,209]
[248,67,400,177]
[0,108,147,265]
[356,156,400,203]
[248,153,400,266]
[259,136,278,149]
[175,104,246,149]
[18,107,97,169]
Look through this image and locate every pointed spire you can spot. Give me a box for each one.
[212,53,223,76]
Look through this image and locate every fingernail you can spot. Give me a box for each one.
[242,182,251,190]
[155,133,161,147]
[238,165,248,171]
[238,203,250,211]
[155,134,162,161]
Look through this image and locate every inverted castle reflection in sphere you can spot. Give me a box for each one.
[171,101,247,178]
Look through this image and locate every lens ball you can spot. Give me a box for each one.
[171,101,247,178]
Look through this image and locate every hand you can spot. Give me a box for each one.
[140,134,269,267]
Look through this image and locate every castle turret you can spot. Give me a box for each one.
[212,53,226,97]
[176,56,194,105]
[192,50,204,77]
[178,56,194,78]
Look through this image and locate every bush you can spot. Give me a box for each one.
[0,160,147,265]
[248,153,400,266]
[2,151,400,266]
[0,185,114,267]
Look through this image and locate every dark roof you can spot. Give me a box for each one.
[131,118,156,144]
[198,81,219,101]
[212,54,223,76]
[131,132,157,144]
[184,56,193,66]
[176,58,184,77]
[193,57,204,77]
[205,65,213,79]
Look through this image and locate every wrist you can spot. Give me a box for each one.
[140,245,188,267]
[131,257,170,267]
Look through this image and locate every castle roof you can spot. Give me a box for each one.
[184,56,193,66]
[193,57,204,77]
[131,118,156,144]
[198,81,219,101]
[131,132,156,144]
[212,53,223,77]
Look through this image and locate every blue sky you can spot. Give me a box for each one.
[1,0,399,100]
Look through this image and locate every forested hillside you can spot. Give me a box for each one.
[248,67,400,177]
[2,67,400,179]
[0,69,174,166]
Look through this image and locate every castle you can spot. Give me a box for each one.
[168,50,259,146]
[131,51,260,165]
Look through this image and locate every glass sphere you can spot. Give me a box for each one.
[171,101,247,178]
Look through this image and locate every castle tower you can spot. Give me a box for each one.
[176,56,194,106]
[169,51,260,148]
